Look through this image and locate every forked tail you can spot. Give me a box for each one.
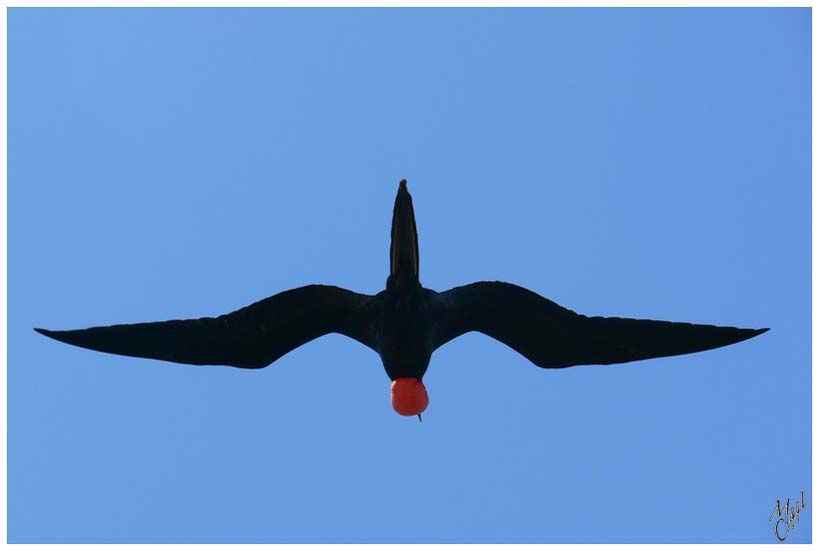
[389,179,420,287]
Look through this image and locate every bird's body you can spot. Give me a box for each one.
[379,286,435,380]
[36,179,768,417]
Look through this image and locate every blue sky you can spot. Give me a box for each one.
[8,8,810,543]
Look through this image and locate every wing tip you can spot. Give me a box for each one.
[34,327,69,343]
[736,326,769,343]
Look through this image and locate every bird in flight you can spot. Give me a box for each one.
[36,179,767,419]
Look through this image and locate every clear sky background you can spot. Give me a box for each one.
[8,8,810,544]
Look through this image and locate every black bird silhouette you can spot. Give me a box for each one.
[36,180,768,417]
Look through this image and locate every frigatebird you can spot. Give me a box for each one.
[36,179,768,418]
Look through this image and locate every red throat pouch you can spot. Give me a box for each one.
[391,378,429,416]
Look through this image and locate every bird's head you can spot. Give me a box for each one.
[391,377,429,417]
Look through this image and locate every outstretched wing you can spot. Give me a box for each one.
[433,281,768,368]
[36,285,380,368]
